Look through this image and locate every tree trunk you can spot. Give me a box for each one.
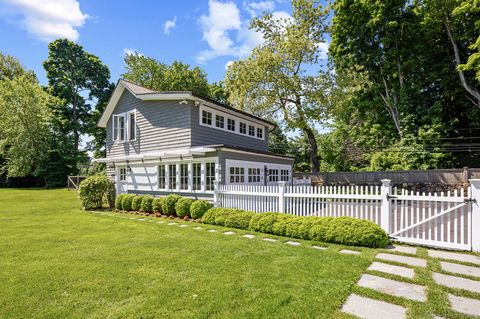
[303,126,320,172]
[73,90,79,151]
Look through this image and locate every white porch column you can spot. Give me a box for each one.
[176,163,180,191]
[380,179,391,234]
[469,179,480,252]
[200,162,206,193]
[188,162,193,192]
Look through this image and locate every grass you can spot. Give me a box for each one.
[0,188,371,319]
[1,189,479,319]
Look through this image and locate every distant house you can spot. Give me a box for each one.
[95,80,294,198]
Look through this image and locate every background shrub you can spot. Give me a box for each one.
[121,194,135,211]
[115,194,127,210]
[78,175,115,210]
[140,195,154,212]
[132,195,144,211]
[152,197,164,213]
[162,194,182,216]
[249,212,278,234]
[190,200,212,219]
[175,198,195,217]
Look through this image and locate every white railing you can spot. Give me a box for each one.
[213,179,480,252]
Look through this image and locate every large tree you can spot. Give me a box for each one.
[43,39,111,153]
[225,0,330,172]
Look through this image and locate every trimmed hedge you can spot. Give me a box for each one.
[175,198,195,218]
[190,200,212,219]
[121,194,136,211]
[140,195,154,212]
[162,194,182,216]
[132,195,144,211]
[152,197,164,213]
[202,208,388,248]
[78,175,115,210]
[115,194,127,210]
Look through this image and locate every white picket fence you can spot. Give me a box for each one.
[213,179,480,252]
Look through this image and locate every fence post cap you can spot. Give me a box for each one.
[278,181,287,186]
[381,179,391,184]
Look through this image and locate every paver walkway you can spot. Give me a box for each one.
[448,294,480,316]
[357,274,426,301]
[342,294,407,319]
[440,261,480,277]
[368,262,414,279]
[432,272,480,293]
[428,250,480,265]
[340,249,361,255]
[386,245,417,255]
[375,253,427,268]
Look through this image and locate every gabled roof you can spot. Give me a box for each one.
[97,79,276,129]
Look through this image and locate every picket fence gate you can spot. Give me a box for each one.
[213,179,480,252]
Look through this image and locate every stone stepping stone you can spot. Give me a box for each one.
[428,250,480,265]
[341,293,407,319]
[340,249,361,255]
[285,241,301,246]
[368,262,415,279]
[193,226,202,230]
[157,221,165,224]
[376,253,427,268]
[138,219,146,221]
[386,245,417,255]
[223,231,235,235]
[357,274,426,301]
[179,224,188,228]
[167,222,177,225]
[243,234,255,239]
[448,294,480,317]
[440,261,480,278]
[263,238,277,243]
[208,229,218,233]
[311,245,327,250]
[432,272,480,293]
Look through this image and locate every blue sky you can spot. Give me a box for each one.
[0,0,303,86]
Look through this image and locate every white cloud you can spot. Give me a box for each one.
[244,0,275,17]
[316,42,329,59]
[1,0,88,42]
[164,16,176,35]
[123,48,143,56]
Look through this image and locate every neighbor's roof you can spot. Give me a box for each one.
[97,79,276,129]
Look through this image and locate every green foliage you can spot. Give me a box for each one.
[132,195,144,211]
[140,195,154,212]
[162,194,182,216]
[115,194,127,210]
[190,200,212,219]
[78,175,115,210]
[248,212,278,234]
[175,198,195,218]
[271,214,296,236]
[152,197,164,214]
[308,217,334,242]
[325,217,388,248]
[284,217,305,239]
[225,210,255,229]
[121,194,135,211]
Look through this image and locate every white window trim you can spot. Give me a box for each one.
[127,110,137,142]
[199,105,265,141]
[225,159,291,186]
[112,114,126,142]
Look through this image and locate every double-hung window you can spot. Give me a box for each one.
[128,111,136,141]
[248,168,261,183]
[192,163,201,191]
[158,165,166,189]
[268,169,279,182]
[248,125,255,136]
[180,164,188,190]
[239,122,247,134]
[113,115,125,141]
[119,167,127,181]
[227,118,235,131]
[256,127,263,139]
[215,115,224,129]
[229,167,245,183]
[168,165,177,190]
[202,110,212,125]
[280,169,290,182]
[205,162,215,191]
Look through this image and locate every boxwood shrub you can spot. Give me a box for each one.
[132,195,144,211]
[140,195,154,212]
[190,200,212,219]
[175,198,195,218]
[78,175,115,210]
[202,208,388,248]
[115,194,127,210]
[121,194,136,211]
[152,197,164,213]
[162,194,182,216]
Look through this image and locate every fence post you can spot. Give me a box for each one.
[469,179,480,252]
[380,179,391,233]
[213,181,220,208]
[278,181,286,213]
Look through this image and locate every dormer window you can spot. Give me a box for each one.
[239,122,247,134]
[215,115,224,128]
[202,110,212,125]
[227,118,235,131]
[248,125,255,136]
[113,114,125,141]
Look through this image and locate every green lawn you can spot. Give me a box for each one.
[0,188,373,319]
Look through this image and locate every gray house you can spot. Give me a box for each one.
[95,80,294,198]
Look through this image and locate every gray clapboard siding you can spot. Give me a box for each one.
[190,104,269,151]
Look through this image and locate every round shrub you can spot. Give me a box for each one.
[132,195,144,211]
[272,214,296,236]
[284,217,305,239]
[152,197,164,213]
[308,217,333,242]
[202,207,222,224]
[162,194,182,216]
[175,198,195,218]
[78,175,115,210]
[325,217,388,248]
[121,194,136,211]
[224,210,255,229]
[115,194,127,210]
[190,200,212,219]
[140,195,154,212]
[248,212,278,234]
